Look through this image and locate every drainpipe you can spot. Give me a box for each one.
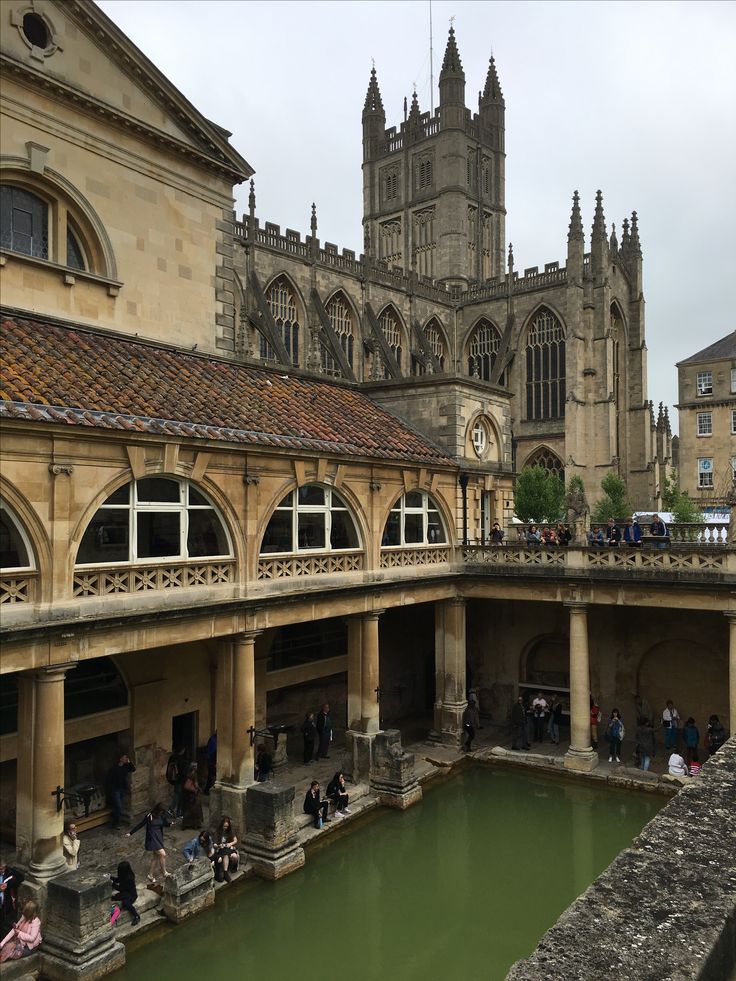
[459,472,469,545]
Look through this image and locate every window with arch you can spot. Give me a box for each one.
[76,478,232,566]
[261,277,299,366]
[322,293,355,377]
[471,418,492,458]
[260,485,360,554]
[383,491,446,547]
[383,170,399,203]
[525,448,564,481]
[1,184,89,271]
[413,318,446,376]
[0,503,35,571]
[416,157,433,190]
[526,308,566,420]
[379,307,403,377]
[468,319,504,384]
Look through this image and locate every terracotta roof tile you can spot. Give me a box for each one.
[1,315,454,467]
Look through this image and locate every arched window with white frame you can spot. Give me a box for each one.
[382,491,447,547]
[260,485,360,555]
[0,502,35,572]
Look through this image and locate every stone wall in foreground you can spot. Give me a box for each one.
[507,739,736,981]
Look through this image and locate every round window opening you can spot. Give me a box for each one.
[472,420,488,457]
[23,12,49,48]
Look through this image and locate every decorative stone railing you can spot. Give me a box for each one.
[463,544,731,577]
[72,560,236,597]
[257,551,363,580]
[665,522,729,545]
[0,572,38,604]
[462,546,566,568]
[584,547,727,574]
[380,546,451,568]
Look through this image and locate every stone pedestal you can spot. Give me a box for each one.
[261,731,288,771]
[40,871,125,981]
[370,730,422,810]
[162,858,215,923]
[243,784,304,880]
[207,784,248,838]
[345,729,375,781]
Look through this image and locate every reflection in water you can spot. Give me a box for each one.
[117,768,662,981]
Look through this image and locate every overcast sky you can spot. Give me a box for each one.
[98,0,736,431]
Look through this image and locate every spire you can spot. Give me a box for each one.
[440,25,464,78]
[481,56,504,105]
[248,178,256,223]
[664,405,671,438]
[620,217,630,256]
[507,242,514,275]
[363,66,384,117]
[568,190,584,242]
[408,88,421,124]
[609,222,618,253]
[591,189,607,242]
[657,402,665,431]
[310,202,317,238]
[629,210,642,256]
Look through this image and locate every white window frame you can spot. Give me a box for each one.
[260,485,361,556]
[472,420,488,457]
[697,458,714,489]
[0,501,36,572]
[731,367,736,394]
[696,370,713,396]
[732,457,736,483]
[382,491,447,547]
[696,411,712,437]
[731,409,736,435]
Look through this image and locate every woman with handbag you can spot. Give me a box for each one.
[0,900,41,962]
[125,802,173,885]
[607,709,625,764]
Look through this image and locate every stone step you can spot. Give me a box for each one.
[0,952,40,980]
[295,784,378,847]
[293,781,372,833]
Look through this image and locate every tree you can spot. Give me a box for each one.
[663,471,702,523]
[592,472,631,523]
[514,466,565,523]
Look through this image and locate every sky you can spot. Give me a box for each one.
[97,0,736,431]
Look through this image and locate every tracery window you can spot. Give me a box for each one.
[379,306,403,377]
[0,503,34,571]
[379,219,402,264]
[76,478,232,566]
[383,170,399,204]
[413,318,445,376]
[525,308,566,420]
[261,277,299,366]
[260,485,360,554]
[416,157,433,189]
[525,448,564,481]
[382,491,446,547]
[1,186,48,259]
[322,293,354,377]
[468,319,503,383]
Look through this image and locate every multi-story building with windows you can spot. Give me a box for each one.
[676,332,736,506]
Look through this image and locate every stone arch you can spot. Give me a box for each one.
[374,303,409,377]
[466,409,502,463]
[0,477,53,602]
[379,487,454,548]
[521,633,569,689]
[257,480,368,557]
[465,316,503,382]
[261,272,308,367]
[636,638,728,732]
[416,315,449,374]
[522,304,567,421]
[322,288,359,376]
[521,445,565,480]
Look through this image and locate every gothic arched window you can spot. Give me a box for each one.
[526,308,566,420]
[378,307,403,377]
[382,491,447,547]
[322,293,355,377]
[260,485,360,554]
[525,447,564,481]
[468,319,503,383]
[413,318,446,375]
[262,277,300,366]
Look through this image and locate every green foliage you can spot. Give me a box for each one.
[662,471,679,512]
[661,470,702,523]
[514,466,565,523]
[592,472,631,522]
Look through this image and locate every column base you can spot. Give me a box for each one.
[370,731,423,811]
[345,730,378,781]
[430,701,465,748]
[564,747,599,772]
[162,858,215,923]
[242,784,304,881]
[208,783,249,836]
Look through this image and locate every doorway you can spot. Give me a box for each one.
[172,711,198,767]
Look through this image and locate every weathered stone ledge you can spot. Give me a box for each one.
[506,738,736,981]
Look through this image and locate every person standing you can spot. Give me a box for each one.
[62,821,81,870]
[316,703,333,760]
[607,709,625,763]
[165,746,186,817]
[650,514,668,547]
[682,717,700,765]
[511,695,530,750]
[106,753,136,828]
[662,700,681,752]
[548,697,563,746]
[125,802,173,885]
[0,865,23,932]
[489,522,504,545]
[468,688,481,730]
[635,717,655,771]
[532,692,548,742]
[462,704,476,753]
[590,699,602,750]
[623,518,642,547]
[706,714,727,756]
[204,731,217,795]
[303,781,331,829]
[255,744,273,782]
[301,711,317,765]
[111,861,140,926]
[181,764,203,830]
[605,518,621,546]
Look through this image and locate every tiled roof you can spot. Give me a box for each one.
[677,331,736,366]
[0,315,454,467]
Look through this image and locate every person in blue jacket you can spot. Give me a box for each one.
[623,517,642,547]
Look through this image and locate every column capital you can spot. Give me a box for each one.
[724,610,736,622]
[24,663,76,682]
[564,600,588,611]
[233,630,263,644]
[359,609,385,622]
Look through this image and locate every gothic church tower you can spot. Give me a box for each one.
[362,28,506,289]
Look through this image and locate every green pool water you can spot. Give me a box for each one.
[116,767,663,981]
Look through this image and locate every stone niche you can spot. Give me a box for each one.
[243,783,305,880]
[40,871,125,980]
[369,729,422,810]
[162,857,215,923]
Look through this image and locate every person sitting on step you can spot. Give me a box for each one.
[303,781,331,828]
[327,771,350,816]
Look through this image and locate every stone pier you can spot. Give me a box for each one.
[242,783,305,880]
[370,730,422,810]
[162,858,215,923]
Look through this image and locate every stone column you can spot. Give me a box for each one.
[431,597,467,747]
[564,601,598,772]
[255,650,268,733]
[346,616,362,731]
[215,640,233,783]
[231,631,258,789]
[345,611,383,780]
[361,611,382,733]
[726,612,736,734]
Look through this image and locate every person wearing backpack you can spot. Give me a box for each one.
[166,747,186,819]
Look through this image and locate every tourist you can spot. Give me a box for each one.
[327,771,351,816]
[547,696,563,746]
[540,525,557,546]
[183,830,215,869]
[650,514,668,548]
[304,781,331,829]
[181,764,203,830]
[668,751,689,777]
[682,717,700,765]
[62,821,80,870]
[301,711,317,765]
[468,687,482,729]
[316,703,333,759]
[635,717,655,771]
[111,860,140,926]
[588,526,604,546]
[556,522,572,546]
[214,816,239,882]
[526,524,541,545]
[255,743,273,782]
[0,900,41,963]
[623,517,642,547]
[0,864,23,932]
[532,692,548,742]
[511,695,530,750]
[607,709,625,763]
[125,802,173,885]
[462,704,476,752]
[105,753,136,828]
[590,698,602,750]
[489,521,504,544]
[706,714,727,756]
[165,746,187,818]
[605,518,621,547]
[204,731,217,796]
[662,700,680,752]
[634,693,653,726]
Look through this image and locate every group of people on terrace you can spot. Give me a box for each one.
[588,514,668,548]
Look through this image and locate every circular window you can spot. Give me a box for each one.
[22,12,49,49]
[472,420,488,458]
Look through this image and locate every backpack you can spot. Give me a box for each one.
[166,758,179,785]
